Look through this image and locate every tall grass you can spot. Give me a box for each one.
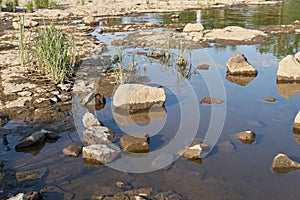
[34,0,48,8]
[26,0,33,12]
[26,25,77,83]
[112,48,125,84]
[19,15,24,66]
[0,0,2,11]
[6,0,17,12]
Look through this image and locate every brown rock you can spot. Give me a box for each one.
[197,64,209,70]
[236,131,256,144]
[262,97,276,102]
[178,142,208,160]
[200,97,223,104]
[16,170,42,182]
[272,153,300,174]
[63,144,82,157]
[226,73,256,86]
[120,134,149,153]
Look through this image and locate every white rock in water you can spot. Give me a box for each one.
[293,110,300,130]
[83,126,113,145]
[226,53,257,75]
[113,84,166,111]
[277,54,300,82]
[82,144,120,164]
[7,193,25,200]
[183,23,204,32]
[82,112,101,129]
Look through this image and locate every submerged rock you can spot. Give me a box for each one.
[178,142,209,160]
[152,152,174,169]
[197,64,209,70]
[82,144,121,164]
[83,126,114,145]
[16,170,43,182]
[236,131,256,144]
[200,97,223,104]
[113,84,166,111]
[183,23,204,32]
[63,144,82,157]
[120,134,149,153]
[82,112,101,129]
[277,54,300,83]
[272,153,300,174]
[226,53,257,76]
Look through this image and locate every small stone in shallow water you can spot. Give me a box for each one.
[197,64,209,70]
[16,170,43,182]
[236,131,256,144]
[116,181,125,188]
[120,134,149,153]
[63,144,82,157]
[272,153,300,174]
[200,97,223,104]
[262,97,276,102]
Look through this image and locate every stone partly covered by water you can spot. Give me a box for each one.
[120,134,149,153]
[178,142,210,160]
[82,112,101,129]
[226,53,258,76]
[83,126,114,145]
[272,153,300,174]
[113,84,166,111]
[63,144,82,157]
[236,131,256,144]
[293,110,300,133]
[200,97,223,104]
[82,144,121,164]
[277,53,300,83]
[152,152,174,169]
[262,97,277,102]
[15,130,60,149]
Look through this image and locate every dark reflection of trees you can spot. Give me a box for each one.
[257,34,300,58]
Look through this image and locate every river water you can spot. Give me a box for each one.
[3,1,300,199]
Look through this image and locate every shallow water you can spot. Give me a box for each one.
[2,1,300,200]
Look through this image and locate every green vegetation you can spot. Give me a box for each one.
[19,15,25,66]
[112,48,124,83]
[25,25,77,83]
[81,0,84,5]
[6,0,17,12]
[0,0,2,11]
[26,0,33,12]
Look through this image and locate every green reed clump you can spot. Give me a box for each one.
[6,0,17,12]
[26,25,77,83]
[34,0,48,8]
[19,15,24,66]
[26,0,33,12]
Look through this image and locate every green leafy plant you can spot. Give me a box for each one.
[112,48,125,84]
[26,0,33,12]
[49,0,57,9]
[0,0,2,11]
[26,25,77,83]
[6,0,17,12]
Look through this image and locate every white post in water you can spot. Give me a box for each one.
[196,10,201,23]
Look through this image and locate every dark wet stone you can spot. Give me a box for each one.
[200,97,223,104]
[272,153,300,174]
[120,134,149,153]
[156,190,186,200]
[218,141,235,153]
[262,97,276,102]
[25,190,42,200]
[63,144,82,157]
[16,170,43,182]
[236,131,256,144]
[15,131,46,149]
[0,160,4,169]
[0,116,8,126]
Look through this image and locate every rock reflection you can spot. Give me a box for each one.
[226,74,257,86]
[276,83,300,99]
[293,127,300,144]
[113,107,167,127]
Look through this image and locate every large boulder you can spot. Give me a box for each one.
[82,144,121,164]
[120,134,149,153]
[83,126,114,145]
[82,112,101,129]
[226,53,257,75]
[272,153,300,174]
[183,23,204,33]
[236,131,256,144]
[113,84,166,111]
[277,54,300,82]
